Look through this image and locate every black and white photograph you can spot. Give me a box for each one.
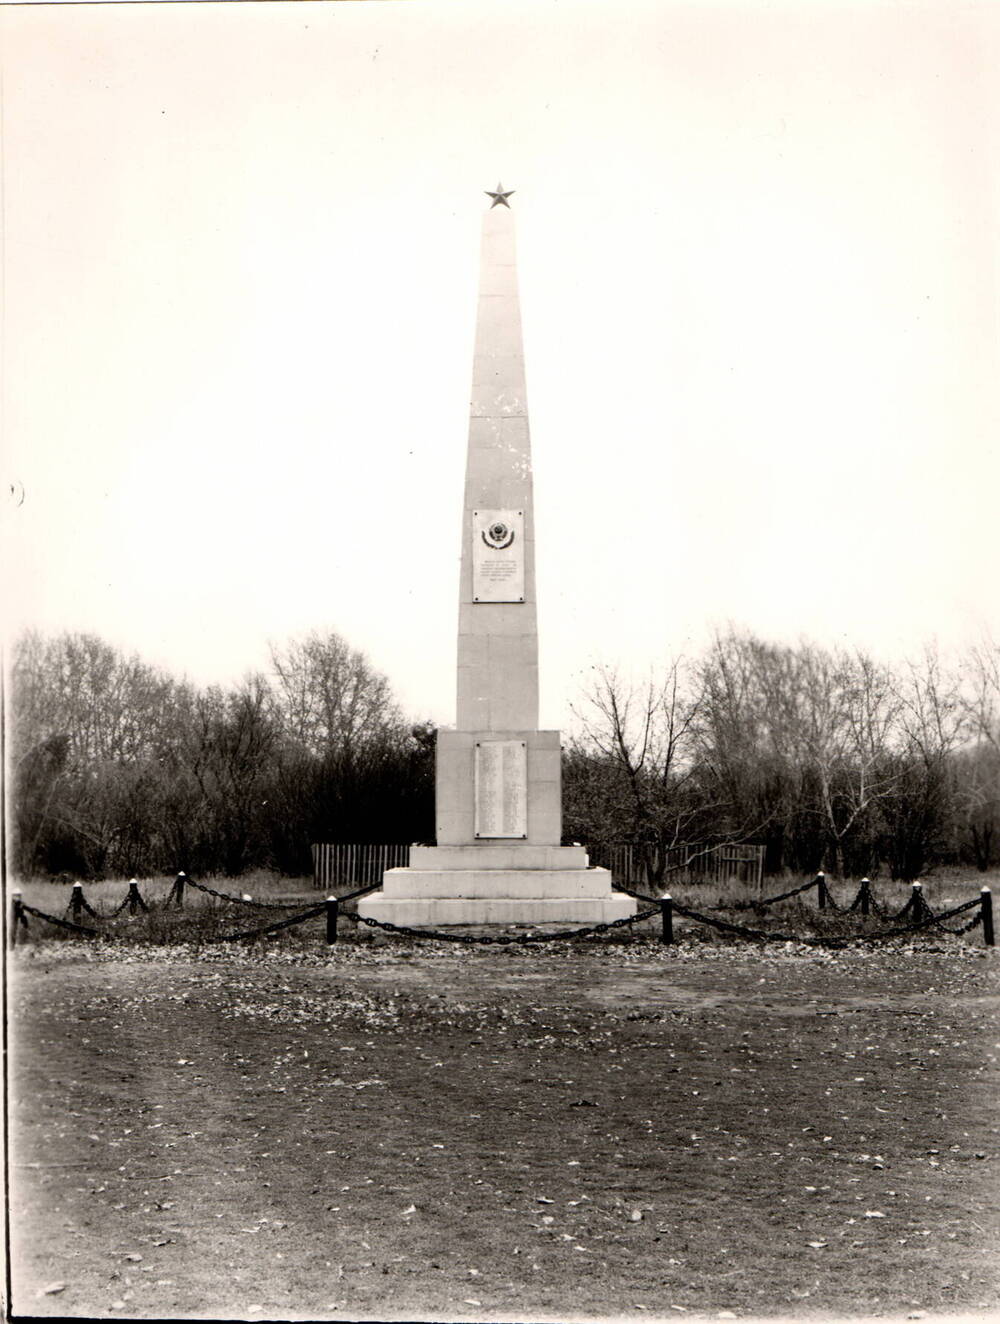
[4,1,1000,1321]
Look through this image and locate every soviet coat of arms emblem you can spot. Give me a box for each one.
[482,520,515,550]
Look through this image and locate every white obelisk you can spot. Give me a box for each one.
[359,187,635,927]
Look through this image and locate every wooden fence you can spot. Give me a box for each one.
[585,842,765,889]
[311,843,411,890]
[312,840,765,891]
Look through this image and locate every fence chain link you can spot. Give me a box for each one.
[852,884,893,918]
[626,876,825,909]
[183,876,306,910]
[670,903,838,947]
[334,880,384,905]
[346,907,661,945]
[927,908,985,937]
[616,884,661,905]
[955,910,985,935]
[209,903,329,944]
[756,877,823,907]
[820,890,849,915]
[19,902,98,937]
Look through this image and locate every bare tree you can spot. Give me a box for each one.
[695,630,901,876]
[875,648,965,879]
[955,636,1000,870]
[570,659,719,886]
[801,647,901,877]
[269,630,403,761]
[179,674,279,876]
[8,626,431,879]
[11,630,175,767]
[695,630,811,873]
[9,631,178,875]
[953,743,1000,871]
[964,635,1000,755]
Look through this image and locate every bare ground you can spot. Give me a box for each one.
[7,936,1000,1322]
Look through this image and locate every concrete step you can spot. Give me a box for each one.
[380,867,614,899]
[409,844,589,870]
[357,893,638,927]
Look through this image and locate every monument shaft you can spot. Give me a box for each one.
[457,204,538,733]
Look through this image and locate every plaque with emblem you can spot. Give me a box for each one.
[472,509,525,603]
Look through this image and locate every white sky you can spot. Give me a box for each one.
[3,0,998,733]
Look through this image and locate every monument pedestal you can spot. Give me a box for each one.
[359,842,635,927]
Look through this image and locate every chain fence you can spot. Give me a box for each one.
[8,873,994,950]
[50,872,342,923]
[936,909,985,937]
[17,901,98,939]
[177,875,306,910]
[757,876,825,906]
[669,893,985,948]
[210,903,329,944]
[346,906,662,945]
[625,870,990,937]
[64,886,100,920]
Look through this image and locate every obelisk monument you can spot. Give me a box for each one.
[358,187,635,927]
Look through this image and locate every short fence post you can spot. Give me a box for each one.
[816,872,827,910]
[860,878,870,918]
[911,882,924,922]
[70,883,84,922]
[982,888,994,948]
[127,884,148,916]
[660,894,673,945]
[326,895,339,945]
[10,891,23,949]
[173,872,186,908]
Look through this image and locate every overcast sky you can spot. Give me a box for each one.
[3,0,998,732]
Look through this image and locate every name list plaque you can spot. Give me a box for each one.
[472,509,525,603]
[474,739,528,839]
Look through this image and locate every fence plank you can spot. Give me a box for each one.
[586,841,764,888]
[311,841,763,891]
[310,843,415,889]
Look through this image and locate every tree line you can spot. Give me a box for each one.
[8,625,999,883]
[9,630,435,879]
[562,628,1000,885]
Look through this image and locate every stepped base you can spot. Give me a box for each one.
[357,893,637,928]
[357,861,636,928]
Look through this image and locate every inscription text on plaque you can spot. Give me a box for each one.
[474,739,528,838]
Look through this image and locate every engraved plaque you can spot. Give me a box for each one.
[474,739,528,838]
[472,509,525,603]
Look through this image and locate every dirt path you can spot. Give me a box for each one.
[8,942,1000,1321]
[335,954,1000,1016]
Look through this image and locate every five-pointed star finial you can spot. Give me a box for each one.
[485,182,515,208]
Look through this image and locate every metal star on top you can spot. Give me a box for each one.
[485,182,515,208]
